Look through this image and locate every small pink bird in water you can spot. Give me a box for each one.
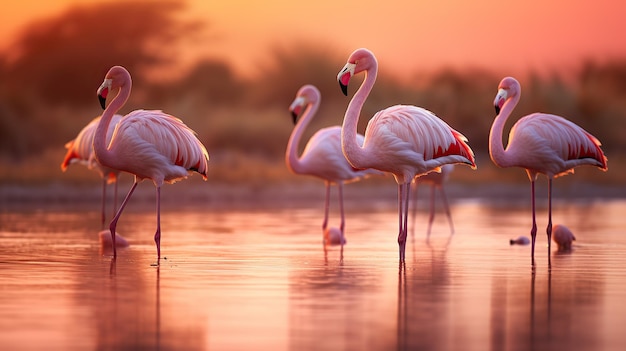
[61,114,123,228]
[490,77,607,266]
[553,224,575,251]
[411,164,455,236]
[287,84,380,244]
[94,66,209,263]
[337,48,476,261]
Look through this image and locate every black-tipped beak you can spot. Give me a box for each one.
[291,111,298,124]
[495,105,501,116]
[98,94,107,109]
[337,63,354,96]
[339,82,348,96]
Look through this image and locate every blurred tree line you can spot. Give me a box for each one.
[0,0,624,168]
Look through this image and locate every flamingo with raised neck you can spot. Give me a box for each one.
[337,48,476,262]
[94,65,209,263]
[490,76,607,266]
[286,84,381,244]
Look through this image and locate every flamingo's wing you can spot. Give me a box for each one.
[300,126,380,182]
[365,105,475,169]
[513,113,607,175]
[115,110,209,181]
[61,116,101,171]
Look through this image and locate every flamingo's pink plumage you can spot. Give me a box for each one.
[94,65,209,262]
[337,48,476,261]
[286,84,381,241]
[61,114,123,228]
[490,76,607,266]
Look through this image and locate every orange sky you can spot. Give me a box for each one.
[1,0,625,78]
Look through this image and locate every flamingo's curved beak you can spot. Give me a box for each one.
[97,79,112,110]
[337,62,356,96]
[339,80,349,96]
[494,89,507,116]
[289,97,305,124]
[291,111,298,124]
[98,93,107,110]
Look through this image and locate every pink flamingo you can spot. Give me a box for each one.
[94,66,209,262]
[287,85,381,245]
[337,48,476,261]
[490,76,607,266]
[411,164,455,236]
[61,114,123,228]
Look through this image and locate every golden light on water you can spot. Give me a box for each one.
[3,200,626,350]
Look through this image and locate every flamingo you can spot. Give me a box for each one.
[337,48,476,261]
[490,76,607,266]
[61,114,123,228]
[286,84,381,245]
[94,65,209,262]
[410,164,455,237]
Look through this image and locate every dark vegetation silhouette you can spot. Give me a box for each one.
[0,0,623,185]
[0,0,204,158]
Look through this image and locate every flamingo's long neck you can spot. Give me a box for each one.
[341,63,376,169]
[93,82,130,170]
[286,97,319,174]
[489,92,518,168]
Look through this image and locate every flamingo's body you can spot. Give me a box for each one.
[411,164,455,236]
[94,66,209,262]
[286,85,380,242]
[337,48,476,261]
[61,114,123,228]
[490,77,607,266]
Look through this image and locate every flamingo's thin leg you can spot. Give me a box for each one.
[109,180,139,258]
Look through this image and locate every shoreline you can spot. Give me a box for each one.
[2,181,625,212]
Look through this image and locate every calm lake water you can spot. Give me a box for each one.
[1,191,625,351]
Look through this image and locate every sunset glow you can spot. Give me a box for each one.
[1,0,625,78]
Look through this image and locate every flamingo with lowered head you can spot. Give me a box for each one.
[287,84,381,245]
[94,65,209,262]
[337,48,476,261]
[61,114,123,228]
[490,76,607,266]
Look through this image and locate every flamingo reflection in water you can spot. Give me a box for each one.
[410,164,455,237]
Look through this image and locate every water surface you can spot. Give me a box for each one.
[1,198,625,350]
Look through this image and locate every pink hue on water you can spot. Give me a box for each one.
[1,198,625,350]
